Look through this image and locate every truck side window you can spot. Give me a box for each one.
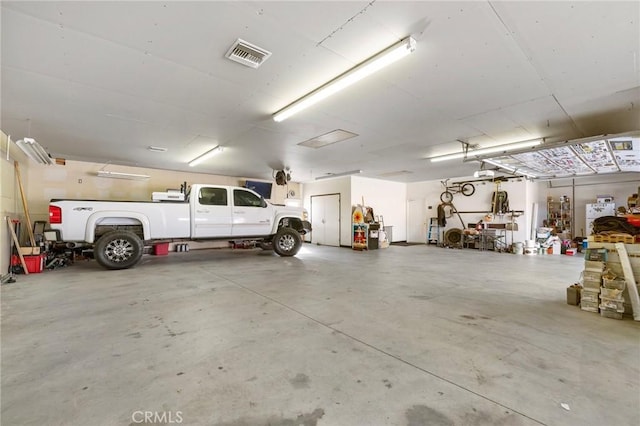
[233,189,262,207]
[199,188,227,206]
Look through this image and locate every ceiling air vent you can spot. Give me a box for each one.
[298,129,359,149]
[225,39,272,69]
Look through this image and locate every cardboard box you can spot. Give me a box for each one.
[18,246,41,255]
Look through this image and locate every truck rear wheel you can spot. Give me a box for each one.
[272,227,302,257]
[95,230,144,270]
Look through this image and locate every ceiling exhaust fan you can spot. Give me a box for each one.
[274,169,291,186]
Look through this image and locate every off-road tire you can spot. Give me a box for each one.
[94,230,144,270]
[272,227,302,257]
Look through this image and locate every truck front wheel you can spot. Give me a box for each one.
[272,228,302,257]
[94,230,144,270]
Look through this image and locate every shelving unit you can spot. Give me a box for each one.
[546,197,572,239]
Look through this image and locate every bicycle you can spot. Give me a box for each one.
[440,179,475,203]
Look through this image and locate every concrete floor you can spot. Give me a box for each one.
[1,244,639,426]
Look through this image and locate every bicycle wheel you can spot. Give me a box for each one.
[461,183,475,197]
[440,191,454,203]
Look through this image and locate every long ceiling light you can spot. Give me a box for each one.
[96,171,150,180]
[482,159,538,179]
[188,146,224,167]
[16,137,54,165]
[429,139,543,163]
[273,37,416,122]
[315,169,363,180]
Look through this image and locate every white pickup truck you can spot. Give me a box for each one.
[48,184,311,270]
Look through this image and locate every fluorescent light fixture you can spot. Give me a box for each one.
[429,152,465,162]
[273,37,416,122]
[482,159,538,178]
[315,169,362,180]
[483,159,515,172]
[429,139,542,163]
[96,171,150,180]
[378,170,414,177]
[16,137,54,165]
[148,146,168,153]
[188,145,224,167]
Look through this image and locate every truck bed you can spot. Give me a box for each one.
[50,200,190,241]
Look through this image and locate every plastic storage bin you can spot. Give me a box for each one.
[584,248,608,261]
[580,299,599,312]
[23,254,45,273]
[580,288,600,303]
[584,260,605,271]
[600,309,623,320]
[600,287,624,299]
[582,279,601,289]
[599,296,625,311]
[603,278,625,290]
[153,243,169,256]
[583,270,602,283]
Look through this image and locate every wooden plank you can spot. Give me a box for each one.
[6,217,29,275]
[18,246,41,256]
[593,234,636,244]
[616,243,640,321]
[14,161,36,247]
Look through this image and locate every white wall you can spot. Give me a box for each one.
[301,177,351,246]
[1,131,32,275]
[301,176,407,244]
[24,160,299,225]
[351,176,407,242]
[526,179,542,240]
[536,173,640,237]
[407,176,532,245]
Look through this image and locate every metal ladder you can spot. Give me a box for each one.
[427,217,439,245]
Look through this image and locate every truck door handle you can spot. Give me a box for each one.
[234,211,245,214]
[196,209,210,213]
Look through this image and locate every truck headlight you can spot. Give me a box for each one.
[303,209,309,221]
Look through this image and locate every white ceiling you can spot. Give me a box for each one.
[1,1,639,183]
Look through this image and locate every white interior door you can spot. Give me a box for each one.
[407,199,427,243]
[311,194,340,246]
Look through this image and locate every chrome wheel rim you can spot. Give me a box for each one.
[104,238,134,263]
[277,234,295,252]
